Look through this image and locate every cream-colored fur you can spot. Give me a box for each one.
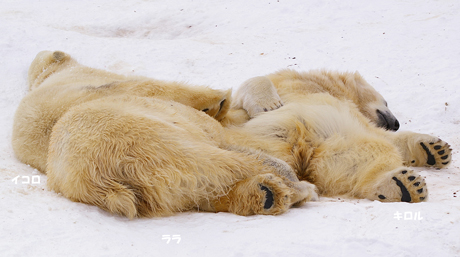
[232,76,283,118]
[13,51,231,173]
[13,51,317,218]
[13,51,452,219]
[224,69,400,131]
[226,76,452,203]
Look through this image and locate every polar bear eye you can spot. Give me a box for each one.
[202,108,209,112]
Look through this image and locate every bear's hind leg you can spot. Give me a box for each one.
[365,167,428,203]
[205,173,318,216]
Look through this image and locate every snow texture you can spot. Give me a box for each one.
[1,0,459,256]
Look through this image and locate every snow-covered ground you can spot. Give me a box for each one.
[1,0,459,256]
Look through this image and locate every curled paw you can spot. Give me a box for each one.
[225,173,317,216]
[260,177,319,209]
[256,174,293,215]
[234,76,284,118]
[289,180,319,207]
[373,168,427,203]
[245,93,284,118]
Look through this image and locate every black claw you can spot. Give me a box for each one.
[442,161,450,165]
[378,195,386,200]
[414,182,420,187]
[263,108,268,112]
[392,177,412,202]
[438,150,445,155]
[218,99,226,113]
[260,185,274,209]
[408,176,416,181]
[429,142,434,145]
[441,155,448,160]
[401,170,407,174]
[417,188,423,194]
[411,160,415,164]
[420,142,436,166]
[420,197,426,201]
[434,145,442,150]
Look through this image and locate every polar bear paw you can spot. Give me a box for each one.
[398,132,452,169]
[289,180,319,206]
[258,175,318,213]
[372,168,427,203]
[416,138,452,169]
[234,76,284,118]
[226,173,315,215]
[256,174,293,215]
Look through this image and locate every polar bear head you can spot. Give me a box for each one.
[267,69,400,131]
[28,51,73,91]
[351,72,400,131]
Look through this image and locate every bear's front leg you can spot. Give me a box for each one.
[233,76,284,118]
[390,131,452,169]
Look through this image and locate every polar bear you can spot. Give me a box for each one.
[228,75,452,202]
[13,51,452,219]
[225,69,400,131]
[13,50,232,174]
[13,51,316,218]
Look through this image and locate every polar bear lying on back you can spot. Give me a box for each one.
[12,51,452,219]
[226,71,451,202]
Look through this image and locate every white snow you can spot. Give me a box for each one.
[1,0,459,256]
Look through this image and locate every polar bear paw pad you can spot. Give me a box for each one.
[260,185,275,209]
[418,140,452,169]
[375,169,427,203]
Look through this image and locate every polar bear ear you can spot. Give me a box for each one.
[352,72,400,131]
[52,51,70,62]
[28,50,72,91]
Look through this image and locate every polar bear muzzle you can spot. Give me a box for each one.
[376,109,400,131]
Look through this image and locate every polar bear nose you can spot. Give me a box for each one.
[376,109,400,131]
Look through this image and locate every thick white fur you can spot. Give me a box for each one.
[13,51,231,173]
[223,70,400,131]
[12,51,452,219]
[13,51,317,218]
[225,76,452,203]
[233,76,283,118]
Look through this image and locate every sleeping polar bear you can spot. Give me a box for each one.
[226,70,400,131]
[12,51,452,219]
[227,73,451,201]
[14,50,232,174]
[13,51,316,218]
